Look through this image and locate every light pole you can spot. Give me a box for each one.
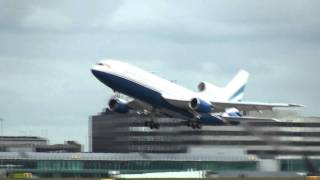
[0,118,3,136]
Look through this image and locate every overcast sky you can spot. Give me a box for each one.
[0,0,319,150]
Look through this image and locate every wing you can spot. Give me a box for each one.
[162,93,303,112]
[222,116,282,123]
[127,99,153,113]
[211,101,303,112]
[127,98,175,117]
[161,93,190,109]
[111,92,154,113]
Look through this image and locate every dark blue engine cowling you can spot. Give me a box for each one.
[108,98,129,113]
[189,97,213,113]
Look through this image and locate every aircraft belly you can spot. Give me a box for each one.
[94,70,193,118]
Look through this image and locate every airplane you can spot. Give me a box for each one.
[91,59,303,129]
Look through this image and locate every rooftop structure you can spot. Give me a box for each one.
[0,136,81,153]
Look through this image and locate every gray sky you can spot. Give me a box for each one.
[1,0,319,150]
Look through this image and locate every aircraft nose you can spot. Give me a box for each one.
[91,65,101,78]
[91,69,103,81]
[91,68,97,76]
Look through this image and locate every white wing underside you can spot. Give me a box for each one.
[161,94,190,109]
[128,97,284,123]
[210,101,303,112]
[127,99,153,112]
[126,97,184,118]
[161,94,303,112]
[222,116,282,123]
[116,92,302,122]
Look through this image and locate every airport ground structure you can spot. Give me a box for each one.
[1,110,320,178]
[0,136,81,153]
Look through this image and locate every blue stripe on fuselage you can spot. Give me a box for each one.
[91,70,193,118]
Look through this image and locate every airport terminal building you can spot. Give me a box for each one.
[89,111,320,156]
[1,110,320,178]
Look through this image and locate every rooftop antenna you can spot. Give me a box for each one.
[0,118,4,136]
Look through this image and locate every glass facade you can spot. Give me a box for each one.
[0,159,257,178]
[37,160,83,171]
[281,159,320,172]
[90,113,320,156]
[2,154,320,178]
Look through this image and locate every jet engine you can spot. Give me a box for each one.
[189,97,213,113]
[108,98,129,113]
[197,81,221,93]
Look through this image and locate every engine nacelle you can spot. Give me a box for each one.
[189,97,213,114]
[108,98,129,113]
[197,81,221,93]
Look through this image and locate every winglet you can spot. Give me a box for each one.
[289,104,304,107]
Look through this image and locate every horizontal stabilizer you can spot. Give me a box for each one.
[211,101,304,112]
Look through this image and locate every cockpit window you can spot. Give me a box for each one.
[97,63,104,66]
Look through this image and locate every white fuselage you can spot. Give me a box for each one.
[92,60,198,100]
[91,59,246,126]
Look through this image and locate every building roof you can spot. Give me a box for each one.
[0,136,47,141]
